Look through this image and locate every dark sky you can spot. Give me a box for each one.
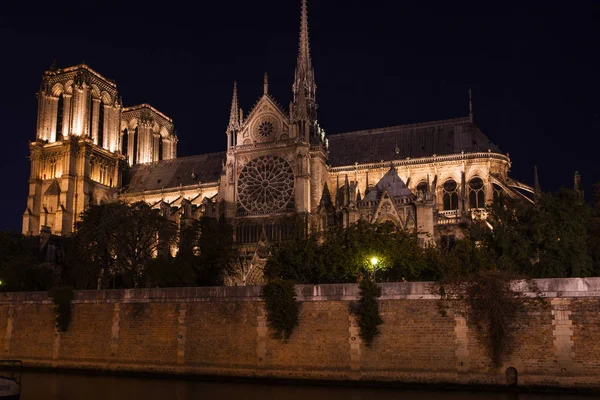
[1,1,599,232]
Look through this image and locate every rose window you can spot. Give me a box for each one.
[257,121,275,138]
[238,155,295,212]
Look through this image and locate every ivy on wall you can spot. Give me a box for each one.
[352,278,383,347]
[261,278,300,340]
[49,286,74,332]
[433,271,545,366]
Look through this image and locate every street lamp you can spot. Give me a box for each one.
[370,257,379,282]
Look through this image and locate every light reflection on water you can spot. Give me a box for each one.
[21,372,589,400]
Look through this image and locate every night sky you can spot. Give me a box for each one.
[1,1,599,232]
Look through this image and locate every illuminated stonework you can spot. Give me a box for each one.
[238,155,295,213]
[23,0,533,288]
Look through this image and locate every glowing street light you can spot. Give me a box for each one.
[370,257,379,282]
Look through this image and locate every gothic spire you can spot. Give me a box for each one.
[292,0,317,122]
[299,0,311,70]
[468,87,473,123]
[227,81,240,134]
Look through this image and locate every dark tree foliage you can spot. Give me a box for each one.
[261,278,300,340]
[473,188,592,279]
[265,221,427,284]
[471,194,536,275]
[590,183,600,276]
[0,231,57,291]
[173,216,237,287]
[70,201,178,288]
[530,190,591,278]
[49,286,74,332]
[353,277,383,347]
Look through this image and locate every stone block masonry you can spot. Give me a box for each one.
[1,278,600,390]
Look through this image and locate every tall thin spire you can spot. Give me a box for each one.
[227,81,240,134]
[468,86,473,123]
[264,73,269,95]
[292,0,317,123]
[299,0,311,69]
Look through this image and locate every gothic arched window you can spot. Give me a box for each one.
[158,136,163,161]
[442,179,459,211]
[133,127,138,164]
[416,181,428,195]
[469,177,485,209]
[97,103,105,148]
[56,94,64,141]
[88,98,94,139]
[122,129,129,161]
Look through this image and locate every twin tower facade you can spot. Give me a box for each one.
[23,0,531,282]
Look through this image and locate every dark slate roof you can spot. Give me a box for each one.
[124,152,225,193]
[327,117,501,167]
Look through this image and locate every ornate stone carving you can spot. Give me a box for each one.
[253,114,279,142]
[238,155,294,212]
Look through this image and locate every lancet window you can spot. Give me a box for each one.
[468,177,485,209]
[442,179,459,211]
[56,94,64,141]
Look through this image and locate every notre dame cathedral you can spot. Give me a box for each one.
[22,0,533,283]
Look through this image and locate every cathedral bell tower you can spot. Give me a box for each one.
[22,64,125,236]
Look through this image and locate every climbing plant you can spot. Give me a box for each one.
[261,278,300,340]
[49,286,74,332]
[352,277,383,347]
[433,270,543,366]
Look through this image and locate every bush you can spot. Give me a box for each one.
[261,278,300,340]
[49,286,74,332]
[353,278,383,347]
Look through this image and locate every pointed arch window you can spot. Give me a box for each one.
[122,129,129,162]
[97,103,105,148]
[158,136,163,161]
[133,127,139,164]
[442,179,459,211]
[56,94,64,141]
[88,97,94,139]
[416,181,428,195]
[468,177,485,209]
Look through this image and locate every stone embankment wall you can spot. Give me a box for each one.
[1,278,600,390]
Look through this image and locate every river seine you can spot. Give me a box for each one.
[21,372,592,400]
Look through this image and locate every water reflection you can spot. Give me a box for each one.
[21,372,586,400]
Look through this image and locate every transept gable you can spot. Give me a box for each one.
[238,95,291,145]
[371,189,404,226]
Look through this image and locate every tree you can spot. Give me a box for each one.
[588,183,600,276]
[530,189,591,278]
[0,231,55,291]
[71,201,177,288]
[265,221,428,284]
[174,216,237,287]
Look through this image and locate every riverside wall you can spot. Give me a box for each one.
[1,278,600,390]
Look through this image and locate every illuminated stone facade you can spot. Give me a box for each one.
[23,0,533,282]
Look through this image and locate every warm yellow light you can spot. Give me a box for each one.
[370,257,378,266]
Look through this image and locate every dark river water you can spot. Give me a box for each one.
[20,372,594,400]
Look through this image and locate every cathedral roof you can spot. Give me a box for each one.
[327,117,501,167]
[124,152,225,193]
[363,167,413,202]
